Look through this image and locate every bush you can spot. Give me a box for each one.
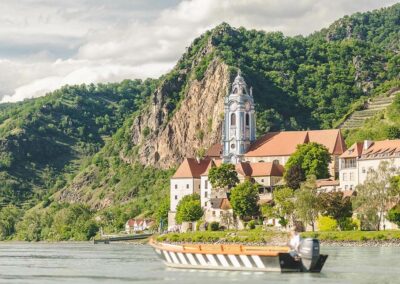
[248,220,256,230]
[387,205,400,226]
[208,221,220,231]
[339,218,360,231]
[317,216,338,231]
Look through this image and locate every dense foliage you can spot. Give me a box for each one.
[0,79,157,207]
[230,181,259,220]
[208,163,239,190]
[211,4,399,131]
[175,194,203,224]
[284,143,331,185]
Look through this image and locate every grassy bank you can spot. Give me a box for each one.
[156,230,400,244]
[302,230,400,242]
[157,229,288,244]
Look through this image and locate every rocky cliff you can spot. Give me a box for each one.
[131,58,229,168]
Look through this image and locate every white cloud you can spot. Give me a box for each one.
[0,0,398,103]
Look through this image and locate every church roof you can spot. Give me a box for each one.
[245,129,345,157]
[235,162,284,177]
[172,158,211,179]
[245,131,308,157]
[205,143,222,158]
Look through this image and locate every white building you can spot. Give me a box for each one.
[339,139,400,190]
[168,158,211,228]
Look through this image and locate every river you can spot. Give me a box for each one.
[0,242,399,283]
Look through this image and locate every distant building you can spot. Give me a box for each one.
[339,139,400,190]
[125,218,151,233]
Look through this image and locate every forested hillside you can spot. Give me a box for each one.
[0,3,399,240]
[0,79,157,207]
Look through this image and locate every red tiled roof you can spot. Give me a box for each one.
[307,129,346,155]
[206,143,222,158]
[340,142,363,158]
[341,139,400,159]
[236,162,284,177]
[245,131,308,157]
[172,158,211,178]
[202,159,222,175]
[245,129,346,157]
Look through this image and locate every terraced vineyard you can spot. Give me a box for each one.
[340,93,398,129]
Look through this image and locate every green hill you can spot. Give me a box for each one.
[0,79,157,207]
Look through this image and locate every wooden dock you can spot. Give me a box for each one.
[93,233,153,244]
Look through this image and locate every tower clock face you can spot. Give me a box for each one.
[245,102,251,111]
[230,102,237,111]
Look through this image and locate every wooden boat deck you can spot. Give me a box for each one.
[149,239,290,256]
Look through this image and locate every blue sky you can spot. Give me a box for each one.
[0,0,397,102]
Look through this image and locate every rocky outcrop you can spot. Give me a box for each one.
[130,59,230,168]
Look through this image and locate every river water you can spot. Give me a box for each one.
[0,242,399,284]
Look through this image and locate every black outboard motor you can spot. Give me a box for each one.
[299,238,320,272]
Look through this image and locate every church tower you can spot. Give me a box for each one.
[222,70,256,164]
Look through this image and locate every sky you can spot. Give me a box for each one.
[0,0,398,103]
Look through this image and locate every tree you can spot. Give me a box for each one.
[208,163,239,190]
[294,175,320,231]
[285,164,305,190]
[387,204,400,227]
[230,181,259,220]
[175,194,203,224]
[285,143,331,186]
[319,191,352,229]
[156,197,170,230]
[271,187,295,227]
[0,205,22,240]
[353,161,399,230]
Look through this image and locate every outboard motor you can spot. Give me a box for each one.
[299,238,320,272]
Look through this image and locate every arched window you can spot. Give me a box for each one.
[233,87,238,94]
[230,113,236,126]
[245,113,250,126]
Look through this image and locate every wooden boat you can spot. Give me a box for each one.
[149,238,328,273]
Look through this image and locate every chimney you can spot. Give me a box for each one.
[363,140,373,150]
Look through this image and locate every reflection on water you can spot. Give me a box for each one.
[0,242,400,283]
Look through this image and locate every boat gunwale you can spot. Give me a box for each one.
[149,239,290,257]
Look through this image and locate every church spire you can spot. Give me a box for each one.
[222,70,256,164]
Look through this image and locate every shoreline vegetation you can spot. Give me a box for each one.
[155,229,400,247]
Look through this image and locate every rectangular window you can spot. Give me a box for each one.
[186,184,189,189]
[205,191,208,198]
[342,173,347,181]
[342,158,356,169]
[261,179,264,182]
[174,184,177,189]
[349,172,354,181]
[362,167,366,173]
[174,195,178,200]
[345,185,348,190]
[212,211,216,217]
[205,180,208,189]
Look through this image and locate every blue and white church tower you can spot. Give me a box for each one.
[222,70,256,164]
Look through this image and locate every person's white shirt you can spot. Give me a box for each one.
[290,233,301,251]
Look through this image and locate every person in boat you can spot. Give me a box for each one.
[289,228,301,258]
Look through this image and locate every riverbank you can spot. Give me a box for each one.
[156,229,400,247]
